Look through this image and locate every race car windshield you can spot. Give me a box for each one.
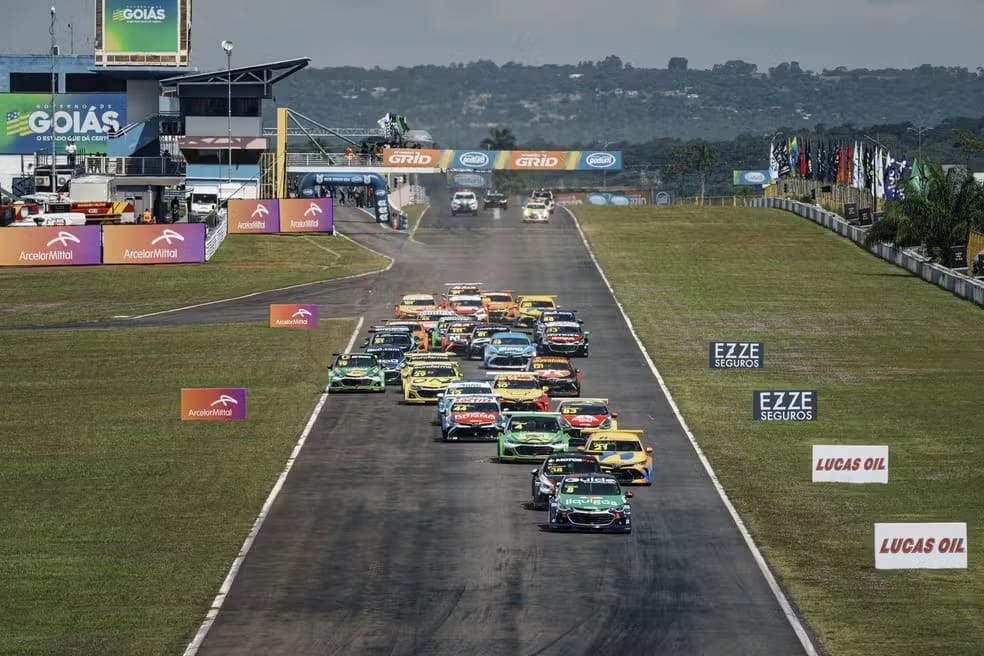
[403,299,435,306]
[526,204,546,210]
[484,294,511,302]
[523,300,554,308]
[494,378,540,390]
[454,194,475,200]
[509,417,561,432]
[451,300,482,308]
[546,326,582,336]
[492,337,529,345]
[560,481,621,496]
[532,361,570,371]
[454,402,499,413]
[562,404,608,415]
[372,349,404,361]
[337,355,376,368]
[372,335,412,346]
[413,366,457,377]
[545,460,600,476]
[586,440,642,452]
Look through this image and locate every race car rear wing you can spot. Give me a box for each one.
[368,325,412,333]
[444,282,484,287]
[580,428,645,434]
[557,398,609,404]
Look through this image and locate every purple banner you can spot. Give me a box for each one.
[102,224,206,265]
[0,225,102,266]
[279,198,334,233]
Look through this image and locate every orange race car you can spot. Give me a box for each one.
[481,290,520,324]
[394,293,439,319]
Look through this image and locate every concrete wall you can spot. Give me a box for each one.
[184,117,263,137]
[750,198,984,307]
[126,79,159,124]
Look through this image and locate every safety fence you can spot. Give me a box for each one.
[749,198,984,307]
[205,215,227,261]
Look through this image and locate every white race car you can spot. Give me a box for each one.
[523,201,550,223]
[451,191,479,216]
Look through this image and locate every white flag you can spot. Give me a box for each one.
[852,141,861,189]
[769,140,779,181]
[874,149,886,199]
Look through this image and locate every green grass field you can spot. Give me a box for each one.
[575,205,983,656]
[0,233,388,327]
[0,319,358,655]
[403,203,428,241]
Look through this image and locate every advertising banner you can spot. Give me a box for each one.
[381,149,623,171]
[103,0,179,53]
[733,170,771,186]
[753,390,817,421]
[448,171,492,189]
[270,304,318,329]
[228,199,280,234]
[180,387,247,421]
[0,93,126,154]
[102,224,205,264]
[0,226,101,266]
[709,342,764,369]
[875,523,967,569]
[279,199,333,233]
[812,445,888,484]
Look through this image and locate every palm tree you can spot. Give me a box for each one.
[480,127,517,151]
[690,141,717,205]
[864,163,984,263]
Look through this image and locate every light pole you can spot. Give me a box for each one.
[50,6,57,188]
[600,139,612,189]
[222,40,234,183]
[907,126,933,161]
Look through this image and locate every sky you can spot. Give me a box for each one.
[4,0,983,73]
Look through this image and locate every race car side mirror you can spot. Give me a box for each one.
[530,469,539,476]
[646,447,654,454]
[575,369,581,374]
[625,491,634,498]
[584,331,591,337]
[611,412,618,418]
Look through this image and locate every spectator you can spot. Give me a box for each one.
[170,197,180,222]
[65,140,77,168]
[142,208,153,224]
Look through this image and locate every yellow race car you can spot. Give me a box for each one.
[514,295,558,328]
[395,292,439,319]
[403,361,462,404]
[489,372,550,412]
[580,429,654,485]
[401,353,454,383]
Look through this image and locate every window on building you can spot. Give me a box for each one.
[65,74,126,93]
[10,73,54,93]
[180,96,260,117]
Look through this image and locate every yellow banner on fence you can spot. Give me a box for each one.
[968,229,984,267]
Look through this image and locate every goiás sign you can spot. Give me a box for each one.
[875,523,968,570]
[709,341,764,369]
[754,390,817,421]
[812,445,888,484]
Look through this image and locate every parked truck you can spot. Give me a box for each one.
[185,183,257,222]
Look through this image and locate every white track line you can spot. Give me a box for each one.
[127,233,393,320]
[562,207,819,656]
[182,316,365,656]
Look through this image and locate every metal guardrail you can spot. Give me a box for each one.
[750,197,984,307]
[286,153,382,167]
[79,156,186,177]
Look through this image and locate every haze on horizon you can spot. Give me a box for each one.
[4,0,982,73]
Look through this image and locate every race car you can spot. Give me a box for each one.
[416,309,458,340]
[435,379,496,426]
[363,346,408,385]
[483,191,508,210]
[394,293,440,319]
[513,295,558,329]
[528,355,581,397]
[557,398,617,446]
[537,321,590,357]
[451,190,479,216]
[481,290,520,324]
[580,429,654,485]
[444,282,484,298]
[442,394,506,441]
[441,321,480,354]
[547,473,633,533]
[531,189,556,214]
[483,332,536,370]
[363,329,416,354]
[489,373,550,412]
[365,324,419,351]
[431,315,477,351]
[401,352,454,383]
[444,294,489,322]
[382,320,429,352]
[326,352,386,393]
[532,309,581,342]
[465,324,513,360]
[530,452,602,510]
[497,411,570,462]
[522,201,550,223]
[402,362,462,404]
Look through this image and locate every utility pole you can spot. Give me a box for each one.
[222,40,234,183]
[50,6,57,191]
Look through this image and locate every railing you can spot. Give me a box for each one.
[110,111,184,138]
[78,156,186,177]
[286,152,384,167]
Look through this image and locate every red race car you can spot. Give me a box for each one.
[556,398,618,447]
[528,355,581,397]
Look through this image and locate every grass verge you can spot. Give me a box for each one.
[0,318,357,655]
[575,205,983,656]
[403,203,428,241]
[0,233,388,327]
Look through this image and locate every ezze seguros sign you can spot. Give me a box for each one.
[754,390,817,421]
[710,341,764,368]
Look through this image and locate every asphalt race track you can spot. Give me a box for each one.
[178,204,810,654]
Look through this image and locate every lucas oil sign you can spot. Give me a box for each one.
[0,93,126,154]
[874,523,968,570]
[709,342,764,368]
[753,390,817,421]
[812,445,888,484]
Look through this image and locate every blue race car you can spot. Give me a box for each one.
[364,345,407,384]
[441,394,506,441]
[483,332,536,370]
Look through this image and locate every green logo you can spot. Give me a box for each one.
[103,1,178,53]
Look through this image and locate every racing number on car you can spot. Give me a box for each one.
[590,443,609,451]
[561,407,578,414]
[563,484,577,494]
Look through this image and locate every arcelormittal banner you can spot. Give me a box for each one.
[0,226,102,266]
[102,224,205,264]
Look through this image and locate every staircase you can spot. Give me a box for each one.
[107,113,183,158]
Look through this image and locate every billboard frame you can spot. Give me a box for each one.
[94,0,191,67]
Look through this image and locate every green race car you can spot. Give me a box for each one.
[497,412,569,462]
[326,352,386,393]
[547,473,632,533]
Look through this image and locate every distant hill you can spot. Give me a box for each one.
[270,57,984,147]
